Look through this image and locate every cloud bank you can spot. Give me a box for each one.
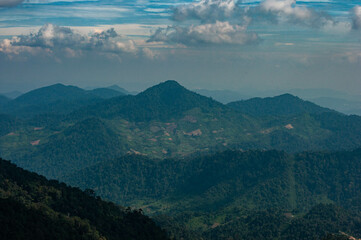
[0,24,138,58]
[148,21,258,46]
[172,0,240,22]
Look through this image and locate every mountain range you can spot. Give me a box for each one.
[1,80,361,239]
[1,80,361,179]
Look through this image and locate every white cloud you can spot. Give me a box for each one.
[260,0,311,20]
[352,6,361,30]
[0,24,138,58]
[172,0,240,22]
[148,21,259,46]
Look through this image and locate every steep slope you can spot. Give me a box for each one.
[0,158,169,240]
[228,94,333,117]
[2,84,103,116]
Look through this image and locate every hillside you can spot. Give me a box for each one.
[0,158,169,240]
[19,117,124,178]
[63,149,361,239]
[64,149,361,211]
[228,94,333,117]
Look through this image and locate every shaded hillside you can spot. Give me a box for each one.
[63,149,361,239]
[65,149,361,212]
[203,204,361,240]
[228,94,333,117]
[18,117,124,178]
[0,158,169,240]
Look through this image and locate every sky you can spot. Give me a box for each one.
[0,0,361,95]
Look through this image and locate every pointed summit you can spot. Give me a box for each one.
[73,80,225,121]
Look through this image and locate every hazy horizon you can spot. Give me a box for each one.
[0,0,361,95]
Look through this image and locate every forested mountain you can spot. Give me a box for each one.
[0,158,169,240]
[62,149,361,239]
[2,81,361,180]
[1,84,102,116]
[71,80,227,122]
[0,83,128,116]
[227,93,333,117]
[2,81,361,239]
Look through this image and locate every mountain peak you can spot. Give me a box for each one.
[147,80,183,91]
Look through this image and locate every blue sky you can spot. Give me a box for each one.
[0,0,361,94]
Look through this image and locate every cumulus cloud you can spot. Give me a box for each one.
[0,0,23,7]
[0,24,138,58]
[257,0,334,28]
[172,0,240,22]
[148,21,258,46]
[171,0,338,29]
[260,0,311,20]
[352,6,361,30]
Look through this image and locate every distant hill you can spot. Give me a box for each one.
[193,89,250,104]
[228,94,333,117]
[0,158,169,240]
[1,90,22,99]
[310,97,361,116]
[72,80,227,122]
[1,84,103,116]
[106,84,134,95]
[88,87,126,99]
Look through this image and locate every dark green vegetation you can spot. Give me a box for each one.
[227,93,333,117]
[0,83,126,116]
[2,81,361,179]
[61,149,361,239]
[2,81,361,239]
[0,158,168,240]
